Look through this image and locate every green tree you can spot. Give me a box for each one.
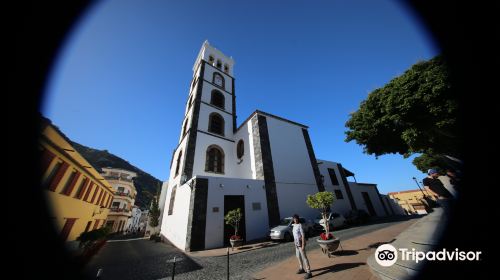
[345,55,461,172]
[306,191,335,238]
[148,183,161,228]
[224,208,242,239]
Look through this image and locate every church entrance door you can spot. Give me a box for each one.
[223,195,246,246]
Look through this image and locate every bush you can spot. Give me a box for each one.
[149,232,161,242]
[77,226,111,249]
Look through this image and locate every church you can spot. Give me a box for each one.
[160,41,391,251]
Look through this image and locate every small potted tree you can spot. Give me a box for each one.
[224,208,243,250]
[306,191,341,256]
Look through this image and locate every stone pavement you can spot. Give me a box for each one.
[253,219,417,280]
[368,202,450,280]
[187,239,278,257]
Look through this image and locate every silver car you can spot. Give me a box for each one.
[269,217,315,241]
[313,212,347,231]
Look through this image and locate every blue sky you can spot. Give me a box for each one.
[42,0,438,194]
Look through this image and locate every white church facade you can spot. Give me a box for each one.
[160,41,395,251]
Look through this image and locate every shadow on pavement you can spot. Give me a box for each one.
[311,262,366,277]
[331,250,359,256]
[367,239,396,249]
[257,242,278,248]
[83,239,203,280]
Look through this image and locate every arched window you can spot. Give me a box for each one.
[224,64,229,73]
[216,60,222,69]
[213,72,225,88]
[208,55,214,64]
[237,140,244,159]
[168,185,177,215]
[182,119,189,136]
[175,150,182,177]
[210,90,225,109]
[205,145,224,173]
[208,113,224,136]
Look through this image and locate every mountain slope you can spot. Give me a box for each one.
[71,141,162,209]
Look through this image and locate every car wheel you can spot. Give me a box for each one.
[284,232,292,242]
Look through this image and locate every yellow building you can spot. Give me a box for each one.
[39,117,114,245]
[388,188,437,215]
[101,167,137,233]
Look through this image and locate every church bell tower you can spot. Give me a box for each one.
[169,41,236,186]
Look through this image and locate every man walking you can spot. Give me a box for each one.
[292,214,312,279]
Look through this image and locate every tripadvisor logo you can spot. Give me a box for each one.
[375,244,398,267]
[375,244,482,267]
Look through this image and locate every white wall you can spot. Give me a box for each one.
[169,136,189,181]
[349,182,387,217]
[200,82,233,113]
[203,63,234,93]
[192,133,236,178]
[158,180,169,227]
[233,121,256,180]
[381,194,406,215]
[318,160,355,217]
[266,117,316,185]
[204,176,268,249]
[196,41,235,77]
[198,105,233,138]
[264,117,320,221]
[275,183,320,221]
[160,180,192,250]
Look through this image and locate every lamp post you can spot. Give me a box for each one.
[412,177,427,198]
[413,177,436,211]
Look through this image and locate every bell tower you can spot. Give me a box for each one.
[169,41,236,186]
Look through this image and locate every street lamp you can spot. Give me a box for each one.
[412,177,436,210]
[412,177,427,197]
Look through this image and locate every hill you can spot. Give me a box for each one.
[71,141,162,209]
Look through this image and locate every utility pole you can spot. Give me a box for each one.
[412,177,435,210]
[412,177,427,197]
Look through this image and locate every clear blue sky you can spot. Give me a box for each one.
[42,0,438,194]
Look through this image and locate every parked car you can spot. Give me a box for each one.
[269,217,315,241]
[313,212,346,231]
[344,209,370,225]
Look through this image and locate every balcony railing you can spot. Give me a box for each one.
[115,191,135,199]
[103,176,133,183]
[110,207,131,213]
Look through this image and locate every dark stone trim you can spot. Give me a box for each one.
[204,61,235,80]
[200,101,233,116]
[355,182,378,186]
[384,195,395,215]
[197,130,235,142]
[203,79,233,95]
[337,163,357,210]
[182,99,195,120]
[232,78,236,133]
[184,76,199,106]
[169,148,176,169]
[182,62,205,179]
[302,128,325,192]
[185,177,209,251]
[237,110,308,132]
[252,115,280,227]
[373,185,390,216]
